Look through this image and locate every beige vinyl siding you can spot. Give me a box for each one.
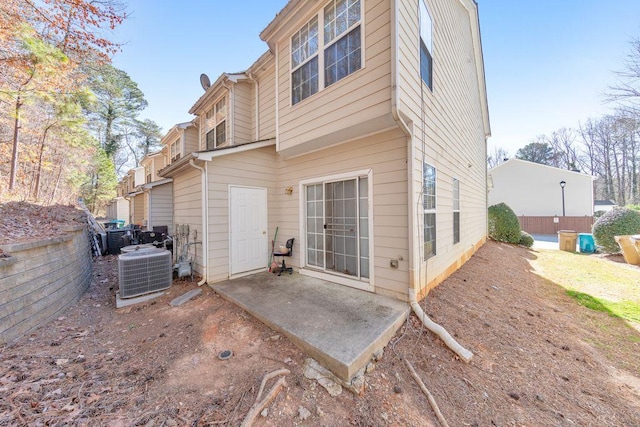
[275,0,393,153]
[132,194,144,226]
[398,0,487,293]
[106,198,129,223]
[275,129,408,300]
[256,61,276,140]
[117,198,129,225]
[205,147,278,283]
[173,168,203,275]
[152,156,165,181]
[142,193,149,227]
[184,126,199,155]
[234,82,253,144]
[197,115,206,151]
[149,183,174,234]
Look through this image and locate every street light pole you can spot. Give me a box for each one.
[560,180,566,217]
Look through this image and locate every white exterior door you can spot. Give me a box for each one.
[230,186,268,275]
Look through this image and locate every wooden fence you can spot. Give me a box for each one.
[518,216,594,235]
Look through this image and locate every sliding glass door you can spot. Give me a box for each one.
[305,176,369,280]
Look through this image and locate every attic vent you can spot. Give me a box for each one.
[118,249,172,299]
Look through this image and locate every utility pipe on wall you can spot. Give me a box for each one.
[189,158,208,286]
[247,72,260,140]
[391,0,472,363]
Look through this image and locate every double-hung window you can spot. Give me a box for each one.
[170,138,181,163]
[145,164,151,183]
[419,0,433,90]
[423,163,436,259]
[206,97,227,149]
[291,0,362,105]
[453,178,460,244]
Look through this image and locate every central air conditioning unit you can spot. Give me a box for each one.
[118,249,172,299]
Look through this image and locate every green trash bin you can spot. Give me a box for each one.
[578,233,596,253]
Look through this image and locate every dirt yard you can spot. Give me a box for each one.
[1,204,640,426]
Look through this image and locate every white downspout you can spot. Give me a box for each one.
[145,188,152,230]
[247,72,260,140]
[391,0,472,363]
[274,42,279,150]
[189,158,208,286]
[223,80,234,145]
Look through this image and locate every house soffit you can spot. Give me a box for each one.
[157,153,197,178]
[260,0,321,48]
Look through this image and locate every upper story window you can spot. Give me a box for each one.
[419,0,433,90]
[206,96,227,149]
[291,0,362,105]
[170,138,181,162]
[145,164,151,183]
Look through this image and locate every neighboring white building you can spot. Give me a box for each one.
[489,159,594,217]
[594,200,617,215]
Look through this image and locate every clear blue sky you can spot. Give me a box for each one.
[112,1,640,156]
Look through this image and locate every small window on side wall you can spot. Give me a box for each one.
[419,0,433,90]
[423,162,436,259]
[453,178,460,244]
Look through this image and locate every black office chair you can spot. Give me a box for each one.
[273,238,294,276]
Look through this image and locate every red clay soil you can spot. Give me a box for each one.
[1,203,639,426]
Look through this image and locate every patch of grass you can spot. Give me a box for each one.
[566,290,640,323]
[531,250,640,325]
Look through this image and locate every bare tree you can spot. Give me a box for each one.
[548,128,580,170]
[607,37,640,113]
[487,145,509,168]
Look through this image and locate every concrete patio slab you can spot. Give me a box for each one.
[212,272,409,382]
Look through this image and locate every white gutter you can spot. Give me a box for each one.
[391,0,472,363]
[189,159,208,286]
[143,187,152,230]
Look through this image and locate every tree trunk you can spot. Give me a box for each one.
[49,155,65,206]
[34,126,52,201]
[9,95,22,190]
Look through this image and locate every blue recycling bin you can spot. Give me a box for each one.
[578,233,596,253]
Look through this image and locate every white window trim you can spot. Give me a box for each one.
[205,95,228,149]
[170,138,181,163]
[423,162,436,260]
[419,0,433,90]
[289,0,366,107]
[453,177,460,245]
[298,168,374,292]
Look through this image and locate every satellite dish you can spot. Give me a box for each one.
[200,73,211,91]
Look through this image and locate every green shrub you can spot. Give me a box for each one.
[519,231,534,248]
[592,207,640,253]
[488,203,521,244]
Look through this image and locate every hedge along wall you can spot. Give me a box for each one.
[0,225,92,344]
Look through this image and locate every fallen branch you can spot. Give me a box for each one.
[404,358,450,427]
[255,368,290,402]
[241,368,290,427]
